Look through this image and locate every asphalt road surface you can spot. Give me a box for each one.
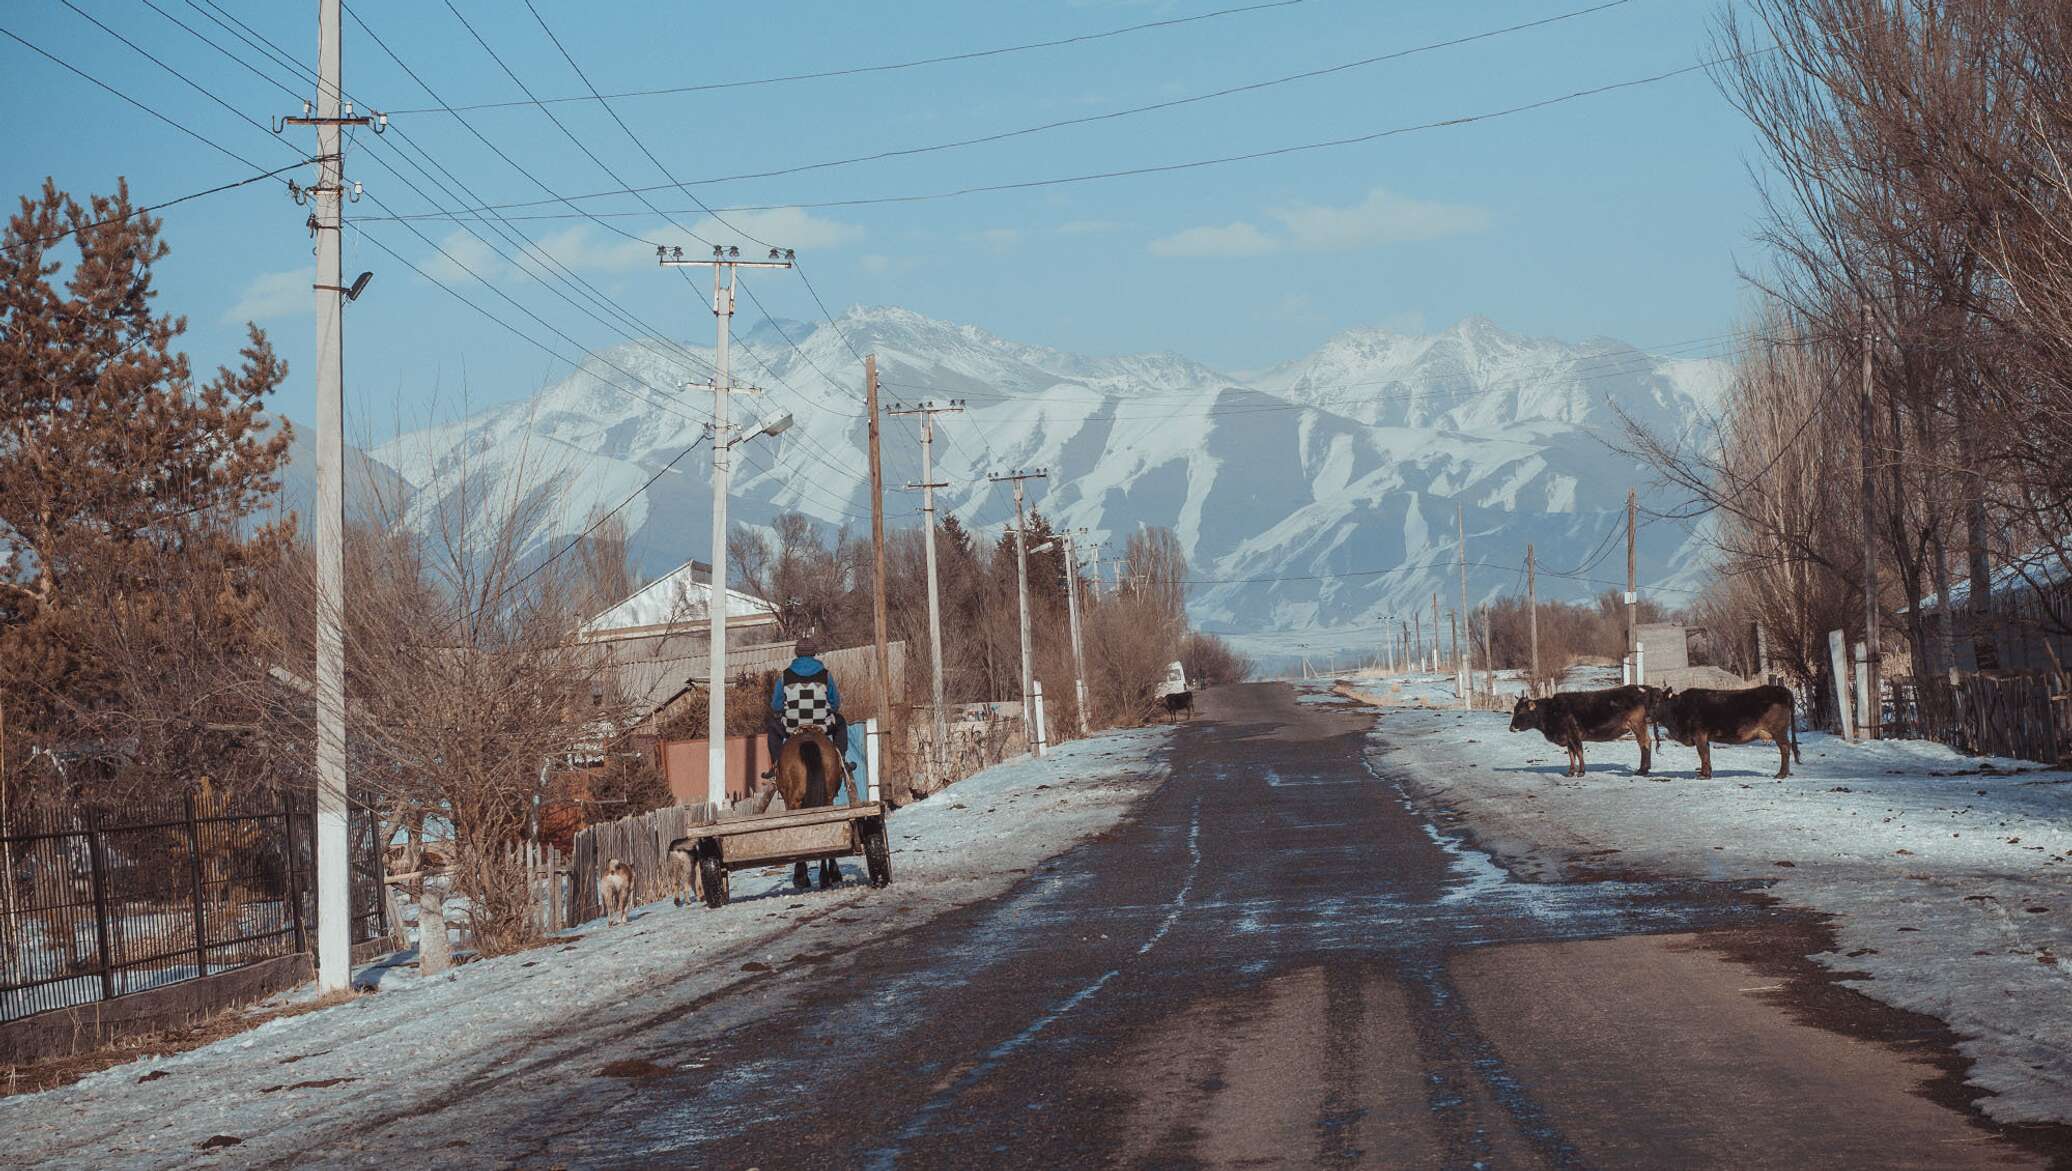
[408,683,2060,1169]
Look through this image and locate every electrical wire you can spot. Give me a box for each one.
[352,51,1753,225]
[2,159,310,250]
[389,0,1313,114]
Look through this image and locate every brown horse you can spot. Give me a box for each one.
[755,727,855,890]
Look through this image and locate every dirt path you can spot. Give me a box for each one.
[383,682,2062,1169]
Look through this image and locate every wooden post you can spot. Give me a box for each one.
[1860,305,1881,738]
[282,793,307,955]
[1829,629,1855,740]
[547,845,561,934]
[1855,641,1872,741]
[184,792,210,978]
[85,811,116,1002]
[866,354,894,757]
[1626,488,1638,683]
[1481,604,1494,700]
[1527,544,1539,695]
[1457,504,1471,709]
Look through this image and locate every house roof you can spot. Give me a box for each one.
[582,560,778,637]
[1911,542,2072,614]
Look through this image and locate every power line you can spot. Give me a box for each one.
[352,51,1748,225]
[388,0,1313,114]
[468,1,1640,200]
[3,159,310,251]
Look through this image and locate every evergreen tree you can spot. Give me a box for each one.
[0,180,291,803]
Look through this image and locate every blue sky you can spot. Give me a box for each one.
[2,0,1765,435]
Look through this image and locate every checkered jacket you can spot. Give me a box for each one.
[777,662,838,734]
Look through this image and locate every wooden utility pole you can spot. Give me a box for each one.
[867,355,892,737]
[1457,505,1471,708]
[1448,609,1459,695]
[1626,488,1638,685]
[1860,306,1880,738]
[1431,592,1441,674]
[1481,603,1494,697]
[1527,543,1539,695]
[1062,530,1090,735]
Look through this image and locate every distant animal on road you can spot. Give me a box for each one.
[1653,684,1800,779]
[1509,685,1655,777]
[1163,690,1195,719]
[600,858,635,926]
[758,726,851,890]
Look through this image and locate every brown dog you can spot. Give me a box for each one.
[756,728,854,889]
[600,858,635,926]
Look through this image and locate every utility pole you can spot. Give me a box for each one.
[1431,592,1441,674]
[280,2,379,994]
[1449,609,1459,695]
[1457,505,1471,709]
[1626,488,1639,686]
[1481,602,1494,698]
[1085,539,1105,600]
[1860,305,1881,738]
[660,244,795,807]
[1062,529,1090,735]
[893,400,964,782]
[1527,543,1539,695]
[866,356,892,760]
[988,469,1049,730]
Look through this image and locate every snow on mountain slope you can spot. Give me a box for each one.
[370,308,1727,647]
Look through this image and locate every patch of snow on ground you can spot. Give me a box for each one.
[0,728,1172,1168]
[1373,703,2072,1124]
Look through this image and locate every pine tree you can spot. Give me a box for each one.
[0,179,291,803]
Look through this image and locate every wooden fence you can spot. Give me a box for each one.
[1944,671,2072,764]
[564,802,717,926]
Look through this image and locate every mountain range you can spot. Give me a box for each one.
[290,308,1729,662]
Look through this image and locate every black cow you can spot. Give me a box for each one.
[1654,684,1800,779]
[1508,685,1655,777]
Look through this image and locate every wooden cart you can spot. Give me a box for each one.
[671,802,892,909]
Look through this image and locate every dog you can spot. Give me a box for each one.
[600,858,635,926]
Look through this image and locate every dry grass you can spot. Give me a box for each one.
[0,987,362,1098]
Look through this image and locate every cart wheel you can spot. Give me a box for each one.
[699,851,729,909]
[863,818,892,888]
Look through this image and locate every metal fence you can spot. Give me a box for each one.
[1,793,387,1023]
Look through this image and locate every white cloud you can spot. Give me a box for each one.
[1270,187,1490,251]
[1146,221,1275,258]
[978,227,1021,250]
[1056,219,1122,236]
[1147,187,1489,259]
[221,267,313,324]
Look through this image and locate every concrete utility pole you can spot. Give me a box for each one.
[1457,505,1471,709]
[893,400,964,781]
[1062,529,1090,735]
[1626,488,1639,686]
[280,1,379,994]
[988,469,1049,729]
[1481,602,1495,698]
[1860,305,1881,738]
[1527,543,1540,695]
[660,245,794,806]
[1449,609,1459,695]
[1085,539,1104,600]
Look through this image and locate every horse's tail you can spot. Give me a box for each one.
[802,737,831,808]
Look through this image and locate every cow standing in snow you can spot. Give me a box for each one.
[1509,686,1656,777]
[1653,685,1800,779]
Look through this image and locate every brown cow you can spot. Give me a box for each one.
[1654,685,1800,779]
[1509,685,1655,777]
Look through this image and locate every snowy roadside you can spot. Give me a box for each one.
[1368,700,2072,1124]
[0,727,1172,1169]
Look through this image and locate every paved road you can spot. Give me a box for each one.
[439,683,2053,1169]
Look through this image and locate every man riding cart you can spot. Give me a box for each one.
[762,635,848,779]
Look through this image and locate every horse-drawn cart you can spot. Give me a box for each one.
[672,802,892,909]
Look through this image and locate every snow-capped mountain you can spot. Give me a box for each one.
[365,309,1725,652]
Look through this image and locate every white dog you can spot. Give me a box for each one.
[600,858,635,926]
